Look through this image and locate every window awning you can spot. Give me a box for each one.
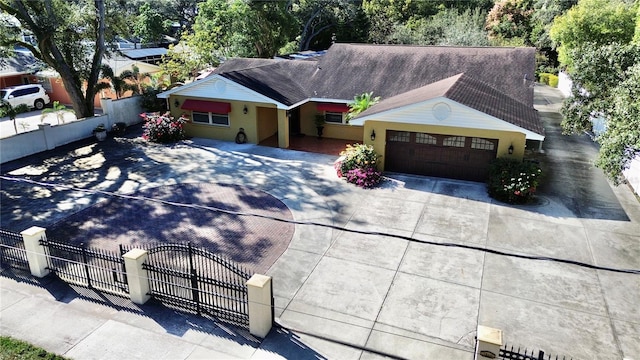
[181,99,231,114]
[316,103,350,113]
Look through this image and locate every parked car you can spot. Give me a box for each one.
[0,84,51,110]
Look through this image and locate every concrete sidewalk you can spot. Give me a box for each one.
[1,85,639,359]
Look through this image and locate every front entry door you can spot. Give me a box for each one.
[289,108,301,135]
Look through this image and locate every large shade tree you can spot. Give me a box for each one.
[549,0,637,69]
[561,43,640,183]
[0,0,123,118]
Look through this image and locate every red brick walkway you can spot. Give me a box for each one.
[48,183,294,274]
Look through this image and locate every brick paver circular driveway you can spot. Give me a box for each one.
[48,182,294,273]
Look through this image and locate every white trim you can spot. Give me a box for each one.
[351,97,545,141]
[308,97,351,104]
[158,75,290,109]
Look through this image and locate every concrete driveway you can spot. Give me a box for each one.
[1,85,639,359]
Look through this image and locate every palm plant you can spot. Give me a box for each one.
[1,100,30,133]
[41,101,74,125]
[347,92,381,122]
[95,64,150,99]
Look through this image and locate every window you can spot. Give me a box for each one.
[471,138,495,151]
[416,133,437,145]
[443,136,465,147]
[388,131,410,142]
[193,111,229,126]
[325,112,343,124]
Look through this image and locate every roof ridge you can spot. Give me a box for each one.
[334,43,534,50]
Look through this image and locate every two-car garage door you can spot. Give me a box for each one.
[385,130,498,182]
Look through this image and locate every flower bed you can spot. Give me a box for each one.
[141,112,187,143]
[487,158,542,204]
[335,144,382,188]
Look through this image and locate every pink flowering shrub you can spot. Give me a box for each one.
[141,112,187,143]
[344,167,383,188]
[336,144,382,188]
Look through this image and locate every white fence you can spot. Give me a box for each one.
[1,96,143,164]
[624,157,640,195]
[558,71,572,98]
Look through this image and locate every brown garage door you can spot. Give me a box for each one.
[385,131,498,181]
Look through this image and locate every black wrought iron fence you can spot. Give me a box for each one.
[41,239,129,296]
[500,343,572,360]
[1,231,258,330]
[0,228,29,271]
[134,243,253,329]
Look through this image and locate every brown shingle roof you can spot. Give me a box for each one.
[218,61,313,105]
[357,73,544,136]
[310,44,536,106]
[214,44,536,107]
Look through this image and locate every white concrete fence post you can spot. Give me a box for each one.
[122,248,151,305]
[475,325,503,360]
[246,274,273,338]
[37,123,54,150]
[20,226,51,278]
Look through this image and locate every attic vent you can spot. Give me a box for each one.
[433,102,451,121]
[214,79,226,93]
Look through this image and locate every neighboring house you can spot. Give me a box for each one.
[119,48,168,66]
[0,50,47,89]
[158,43,545,181]
[37,53,161,108]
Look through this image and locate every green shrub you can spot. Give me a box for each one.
[538,73,550,85]
[538,73,558,87]
[335,144,383,188]
[487,158,542,204]
[141,112,187,143]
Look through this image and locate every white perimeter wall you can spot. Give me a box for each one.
[1,96,142,164]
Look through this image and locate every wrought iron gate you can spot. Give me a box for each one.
[141,243,252,329]
[500,344,572,360]
[0,229,30,271]
[41,239,129,296]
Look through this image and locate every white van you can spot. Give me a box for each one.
[0,84,51,110]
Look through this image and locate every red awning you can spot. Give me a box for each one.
[316,103,350,113]
[181,99,231,114]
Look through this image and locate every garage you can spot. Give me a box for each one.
[385,130,498,181]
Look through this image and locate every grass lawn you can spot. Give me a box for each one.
[0,336,68,360]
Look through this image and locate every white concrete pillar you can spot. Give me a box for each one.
[20,226,50,278]
[246,274,273,338]
[475,325,503,360]
[122,248,151,305]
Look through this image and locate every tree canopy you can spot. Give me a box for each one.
[549,0,637,69]
[133,3,169,45]
[0,0,124,118]
[560,43,640,183]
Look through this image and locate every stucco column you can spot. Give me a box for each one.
[122,248,151,305]
[100,98,113,114]
[475,325,503,360]
[246,274,273,338]
[37,123,53,150]
[277,109,289,149]
[21,226,50,278]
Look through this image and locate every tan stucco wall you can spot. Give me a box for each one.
[363,120,526,170]
[169,96,269,144]
[299,102,363,141]
[257,107,278,142]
